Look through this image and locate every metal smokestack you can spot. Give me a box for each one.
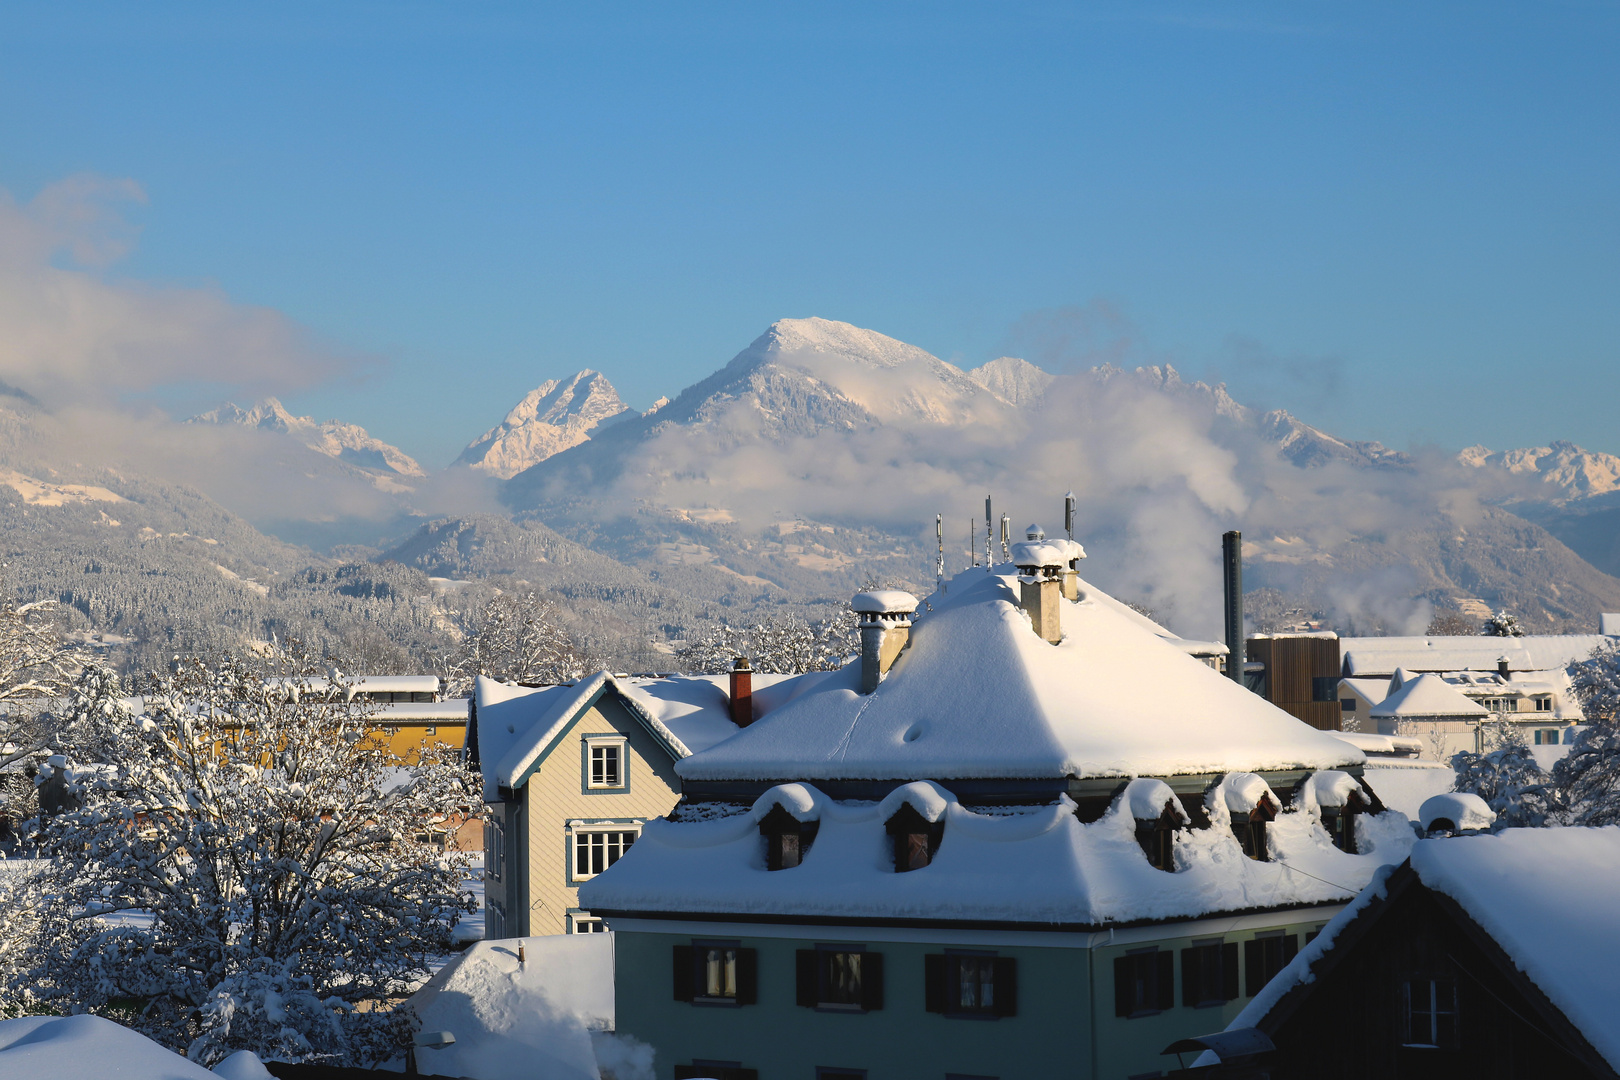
[1223,530,1244,684]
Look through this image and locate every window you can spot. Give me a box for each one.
[674,1064,757,1080]
[585,736,627,789]
[485,817,505,880]
[925,952,1018,1018]
[1320,790,1365,854]
[1113,949,1173,1018]
[1134,799,1182,872]
[885,803,943,872]
[572,826,639,880]
[570,916,606,934]
[673,942,758,1004]
[1402,977,1459,1049]
[1244,932,1298,997]
[1534,729,1563,746]
[759,805,818,870]
[1340,697,1356,712]
[1533,696,1553,712]
[1181,940,1239,1007]
[796,946,883,1011]
[424,726,437,736]
[1233,811,1272,861]
[1312,676,1339,702]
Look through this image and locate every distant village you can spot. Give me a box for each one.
[4,517,1619,1080]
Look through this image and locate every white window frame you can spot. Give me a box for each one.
[569,822,642,881]
[585,735,628,789]
[570,915,608,934]
[486,815,505,881]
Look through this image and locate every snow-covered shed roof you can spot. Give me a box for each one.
[0,1015,221,1080]
[677,567,1362,783]
[1368,673,1490,719]
[579,780,1415,927]
[1221,828,1620,1075]
[473,674,741,801]
[1341,635,1611,677]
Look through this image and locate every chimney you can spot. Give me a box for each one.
[729,656,754,727]
[1497,656,1511,678]
[1223,530,1244,684]
[854,590,919,694]
[1012,525,1083,645]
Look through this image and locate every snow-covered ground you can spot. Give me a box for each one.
[0,1014,272,1079]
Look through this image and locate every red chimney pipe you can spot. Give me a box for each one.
[729,656,754,727]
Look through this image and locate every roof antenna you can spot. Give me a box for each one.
[969,519,977,568]
[1000,514,1011,561]
[1064,491,1077,541]
[984,496,993,568]
[935,514,946,593]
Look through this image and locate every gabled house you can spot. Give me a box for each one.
[471,672,743,937]
[580,538,1425,1080]
[1199,827,1620,1079]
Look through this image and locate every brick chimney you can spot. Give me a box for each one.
[854,590,919,694]
[729,656,754,727]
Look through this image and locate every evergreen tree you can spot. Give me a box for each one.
[1482,609,1526,637]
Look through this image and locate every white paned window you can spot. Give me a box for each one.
[572,825,640,879]
[585,736,627,789]
[572,916,607,934]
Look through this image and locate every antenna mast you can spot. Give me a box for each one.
[999,514,1011,561]
[1064,491,1077,540]
[935,514,946,592]
[969,519,977,568]
[984,496,993,568]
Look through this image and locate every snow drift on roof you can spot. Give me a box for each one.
[581,781,1413,926]
[1369,674,1490,719]
[678,567,1362,782]
[1409,827,1620,1072]
[1417,792,1495,832]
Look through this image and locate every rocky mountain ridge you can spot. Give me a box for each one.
[455,370,632,478]
[189,398,425,486]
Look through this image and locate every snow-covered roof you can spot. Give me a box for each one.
[851,589,919,615]
[1337,677,1387,704]
[1603,614,1620,637]
[408,934,613,1080]
[474,673,739,801]
[1341,635,1611,677]
[677,567,1362,783]
[580,780,1414,926]
[1225,828,1620,1075]
[0,1015,220,1080]
[372,699,470,721]
[1009,536,1085,568]
[1417,792,1495,832]
[1368,673,1490,719]
[347,674,441,694]
[1328,730,1423,757]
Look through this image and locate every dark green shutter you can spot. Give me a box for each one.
[1113,956,1132,1016]
[735,948,757,1005]
[861,951,885,1011]
[1156,950,1174,1011]
[795,949,817,1007]
[1221,942,1239,1001]
[1181,946,1201,1007]
[1283,934,1299,964]
[924,954,947,1013]
[1244,939,1262,997]
[672,945,694,1002]
[993,956,1018,1017]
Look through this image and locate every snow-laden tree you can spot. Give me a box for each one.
[1482,609,1526,637]
[1549,644,1620,826]
[18,647,475,1066]
[1449,742,1562,828]
[0,589,87,839]
[450,590,591,690]
[676,611,857,675]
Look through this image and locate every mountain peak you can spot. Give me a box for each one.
[458,369,629,478]
[967,356,1053,406]
[188,398,424,480]
[1459,441,1620,502]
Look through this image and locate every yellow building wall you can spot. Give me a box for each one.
[370,719,467,762]
[522,695,682,935]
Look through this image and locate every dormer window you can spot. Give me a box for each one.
[1134,800,1183,873]
[759,805,818,870]
[1320,790,1367,854]
[1232,796,1278,862]
[884,803,944,872]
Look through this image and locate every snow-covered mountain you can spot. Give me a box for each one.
[189,398,425,484]
[456,370,631,478]
[1260,410,1411,470]
[1459,441,1620,503]
[967,356,1054,406]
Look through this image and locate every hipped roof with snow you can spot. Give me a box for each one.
[1341,635,1612,677]
[1368,673,1490,720]
[678,567,1362,783]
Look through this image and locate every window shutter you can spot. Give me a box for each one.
[993,957,1018,1017]
[1222,942,1239,1002]
[1180,947,1201,1007]
[1156,950,1174,1011]
[672,945,694,1002]
[1283,934,1299,964]
[1113,956,1132,1017]
[795,950,817,1008]
[735,948,758,1005]
[1244,939,1262,997]
[924,954,947,1014]
[861,952,885,1011]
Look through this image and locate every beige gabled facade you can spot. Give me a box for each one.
[476,676,705,937]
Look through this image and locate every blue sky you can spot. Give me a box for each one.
[2,2,1616,469]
